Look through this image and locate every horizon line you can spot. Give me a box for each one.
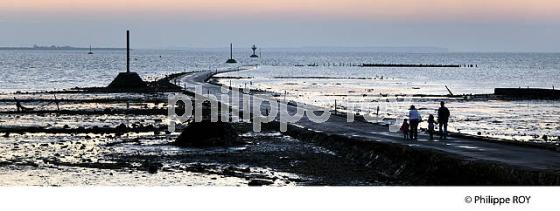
[1,45,559,53]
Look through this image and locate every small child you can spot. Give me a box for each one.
[400,119,410,140]
[427,114,436,140]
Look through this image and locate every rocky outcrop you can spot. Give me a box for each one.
[248,178,274,186]
[174,121,239,147]
[107,72,147,90]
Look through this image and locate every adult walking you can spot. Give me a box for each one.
[437,101,450,139]
[408,105,422,140]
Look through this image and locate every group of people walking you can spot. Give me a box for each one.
[400,101,450,140]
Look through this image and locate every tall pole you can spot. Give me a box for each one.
[230,43,233,59]
[127,30,130,73]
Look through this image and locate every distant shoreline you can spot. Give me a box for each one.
[0,46,125,51]
[1,46,558,54]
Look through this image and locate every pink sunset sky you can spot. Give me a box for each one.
[1,0,559,51]
[2,0,559,20]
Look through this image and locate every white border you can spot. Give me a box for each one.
[0,187,558,211]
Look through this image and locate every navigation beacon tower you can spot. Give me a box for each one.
[250,45,259,58]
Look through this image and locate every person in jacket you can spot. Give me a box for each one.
[437,101,450,139]
[408,105,422,140]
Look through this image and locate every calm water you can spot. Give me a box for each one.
[1,49,559,141]
[1,49,559,92]
[0,49,227,91]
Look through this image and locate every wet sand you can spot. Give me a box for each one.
[0,89,390,186]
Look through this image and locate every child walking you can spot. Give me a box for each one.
[400,119,410,140]
[427,114,436,140]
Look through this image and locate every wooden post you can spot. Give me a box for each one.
[334,99,337,115]
[54,95,60,112]
[445,85,454,96]
[230,43,233,60]
[126,30,130,73]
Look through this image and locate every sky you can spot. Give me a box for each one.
[1,0,560,52]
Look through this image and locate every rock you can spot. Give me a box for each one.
[248,178,274,186]
[223,166,239,177]
[148,166,158,174]
[107,72,147,90]
[145,163,162,174]
[3,132,9,138]
[116,123,128,136]
[116,123,127,131]
[174,120,239,147]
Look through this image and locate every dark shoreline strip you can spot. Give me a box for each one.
[361,63,462,68]
[495,88,560,100]
[0,125,162,134]
[0,98,168,103]
[273,76,374,79]
[0,108,168,115]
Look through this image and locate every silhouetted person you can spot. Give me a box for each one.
[408,105,421,140]
[427,114,436,140]
[437,101,450,139]
[400,119,410,140]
